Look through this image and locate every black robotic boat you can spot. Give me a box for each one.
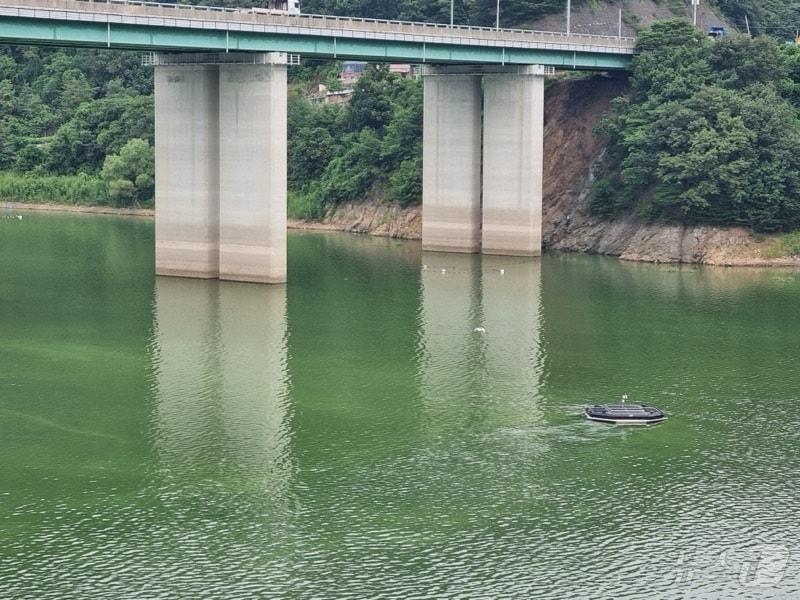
[584,403,666,425]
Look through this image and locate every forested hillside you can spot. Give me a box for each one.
[288,64,422,218]
[0,48,154,205]
[592,20,800,232]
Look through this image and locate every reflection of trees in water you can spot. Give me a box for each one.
[549,252,800,299]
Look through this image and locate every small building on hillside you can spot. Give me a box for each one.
[258,0,301,14]
[340,61,367,86]
[388,64,413,78]
[310,84,354,105]
[339,62,421,86]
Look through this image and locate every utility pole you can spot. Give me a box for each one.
[618,7,622,39]
[745,14,751,36]
[450,0,454,26]
[566,0,571,34]
[692,0,699,28]
[496,0,500,29]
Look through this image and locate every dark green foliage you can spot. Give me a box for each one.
[709,34,789,89]
[594,20,800,232]
[386,156,422,206]
[47,95,154,174]
[101,138,155,207]
[0,46,154,202]
[288,65,422,216]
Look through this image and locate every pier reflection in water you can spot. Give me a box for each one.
[148,277,295,593]
[419,252,543,429]
[152,277,290,479]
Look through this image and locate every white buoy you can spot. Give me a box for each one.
[422,264,428,270]
[441,269,446,274]
[500,269,505,275]
[473,327,486,333]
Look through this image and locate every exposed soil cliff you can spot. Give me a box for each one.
[541,75,800,266]
[288,200,421,239]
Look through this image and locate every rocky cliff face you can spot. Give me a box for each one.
[291,73,800,267]
[541,75,799,267]
[289,200,421,239]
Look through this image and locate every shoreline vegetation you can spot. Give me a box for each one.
[6,198,800,267]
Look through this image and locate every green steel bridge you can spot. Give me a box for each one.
[0,0,637,284]
[0,0,635,69]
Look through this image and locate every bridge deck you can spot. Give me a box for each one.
[0,0,636,68]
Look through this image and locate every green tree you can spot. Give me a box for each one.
[714,0,800,41]
[347,65,396,132]
[59,68,94,114]
[0,79,13,116]
[710,34,789,90]
[47,95,154,174]
[386,156,421,205]
[101,138,155,206]
[317,128,383,205]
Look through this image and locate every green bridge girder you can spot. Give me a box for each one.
[0,16,632,70]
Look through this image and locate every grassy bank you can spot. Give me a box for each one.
[769,231,800,258]
[0,172,153,208]
[0,173,111,206]
[288,190,324,221]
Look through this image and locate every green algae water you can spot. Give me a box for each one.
[2,211,800,599]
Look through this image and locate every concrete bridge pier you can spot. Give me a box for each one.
[154,53,287,284]
[422,69,483,253]
[422,65,545,257]
[154,63,220,279]
[482,66,545,257]
[218,58,287,284]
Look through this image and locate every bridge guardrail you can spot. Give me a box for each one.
[14,0,635,48]
[0,0,637,56]
[91,0,636,43]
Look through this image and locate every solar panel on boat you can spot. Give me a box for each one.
[584,403,666,424]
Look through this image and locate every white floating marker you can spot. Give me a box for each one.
[473,327,486,333]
